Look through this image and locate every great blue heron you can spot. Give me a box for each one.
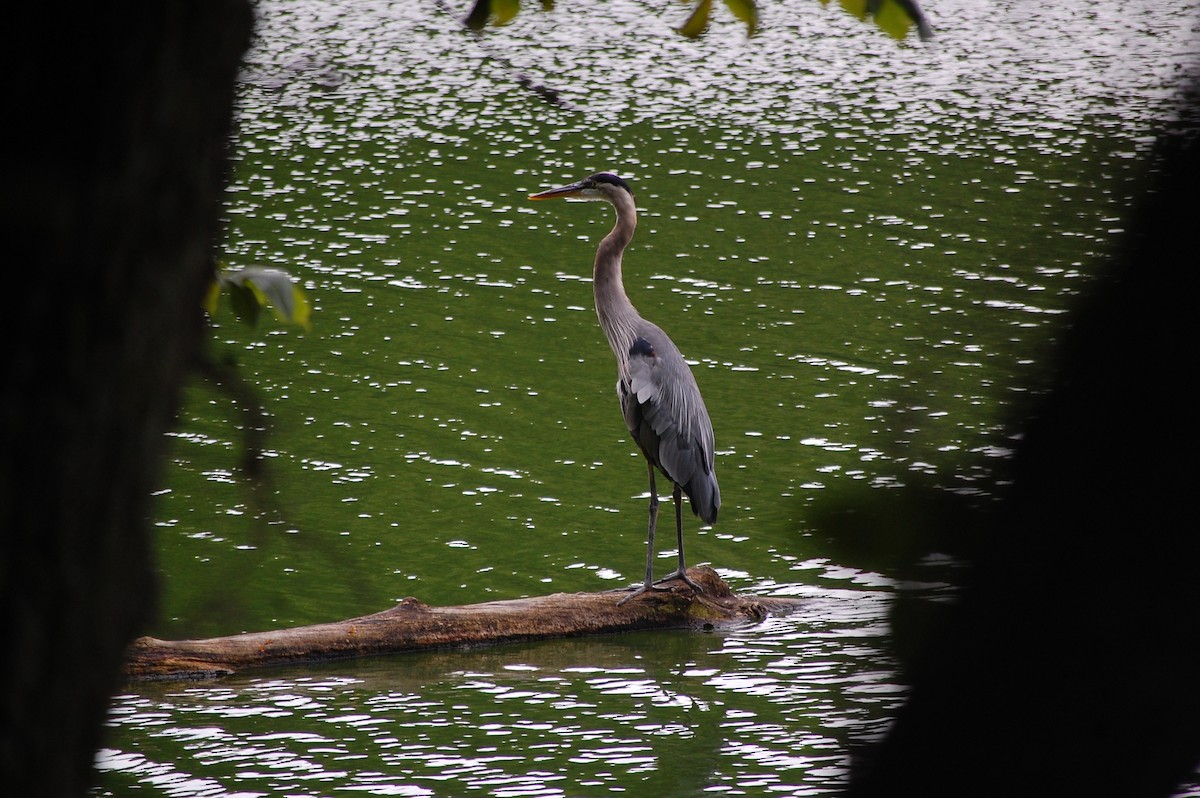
[529,172,720,603]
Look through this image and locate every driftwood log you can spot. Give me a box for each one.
[125,566,805,681]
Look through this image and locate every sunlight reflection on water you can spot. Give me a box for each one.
[102,584,902,797]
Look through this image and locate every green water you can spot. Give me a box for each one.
[98,0,1199,795]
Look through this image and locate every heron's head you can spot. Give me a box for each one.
[528,172,633,203]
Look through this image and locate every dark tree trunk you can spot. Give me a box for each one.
[842,77,1200,798]
[0,4,252,795]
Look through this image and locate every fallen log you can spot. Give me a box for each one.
[124,566,805,681]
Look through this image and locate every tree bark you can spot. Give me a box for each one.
[0,4,252,795]
[125,567,806,681]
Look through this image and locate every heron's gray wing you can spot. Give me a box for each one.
[620,338,681,460]
[619,334,719,522]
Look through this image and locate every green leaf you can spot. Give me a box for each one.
[463,0,521,30]
[228,282,262,327]
[835,0,868,21]
[203,279,221,317]
[874,0,912,40]
[210,266,312,330]
[722,0,758,36]
[460,0,925,42]
[491,0,520,26]
[828,0,931,40]
[893,0,934,40]
[239,267,311,329]
[678,0,712,38]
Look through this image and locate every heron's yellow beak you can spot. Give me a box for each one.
[528,181,586,200]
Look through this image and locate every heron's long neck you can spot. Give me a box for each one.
[593,191,641,361]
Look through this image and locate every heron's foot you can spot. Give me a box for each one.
[653,569,705,594]
[615,582,669,606]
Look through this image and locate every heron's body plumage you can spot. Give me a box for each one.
[619,328,719,525]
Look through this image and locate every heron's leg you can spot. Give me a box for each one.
[617,462,667,605]
[641,464,659,587]
[652,483,705,593]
